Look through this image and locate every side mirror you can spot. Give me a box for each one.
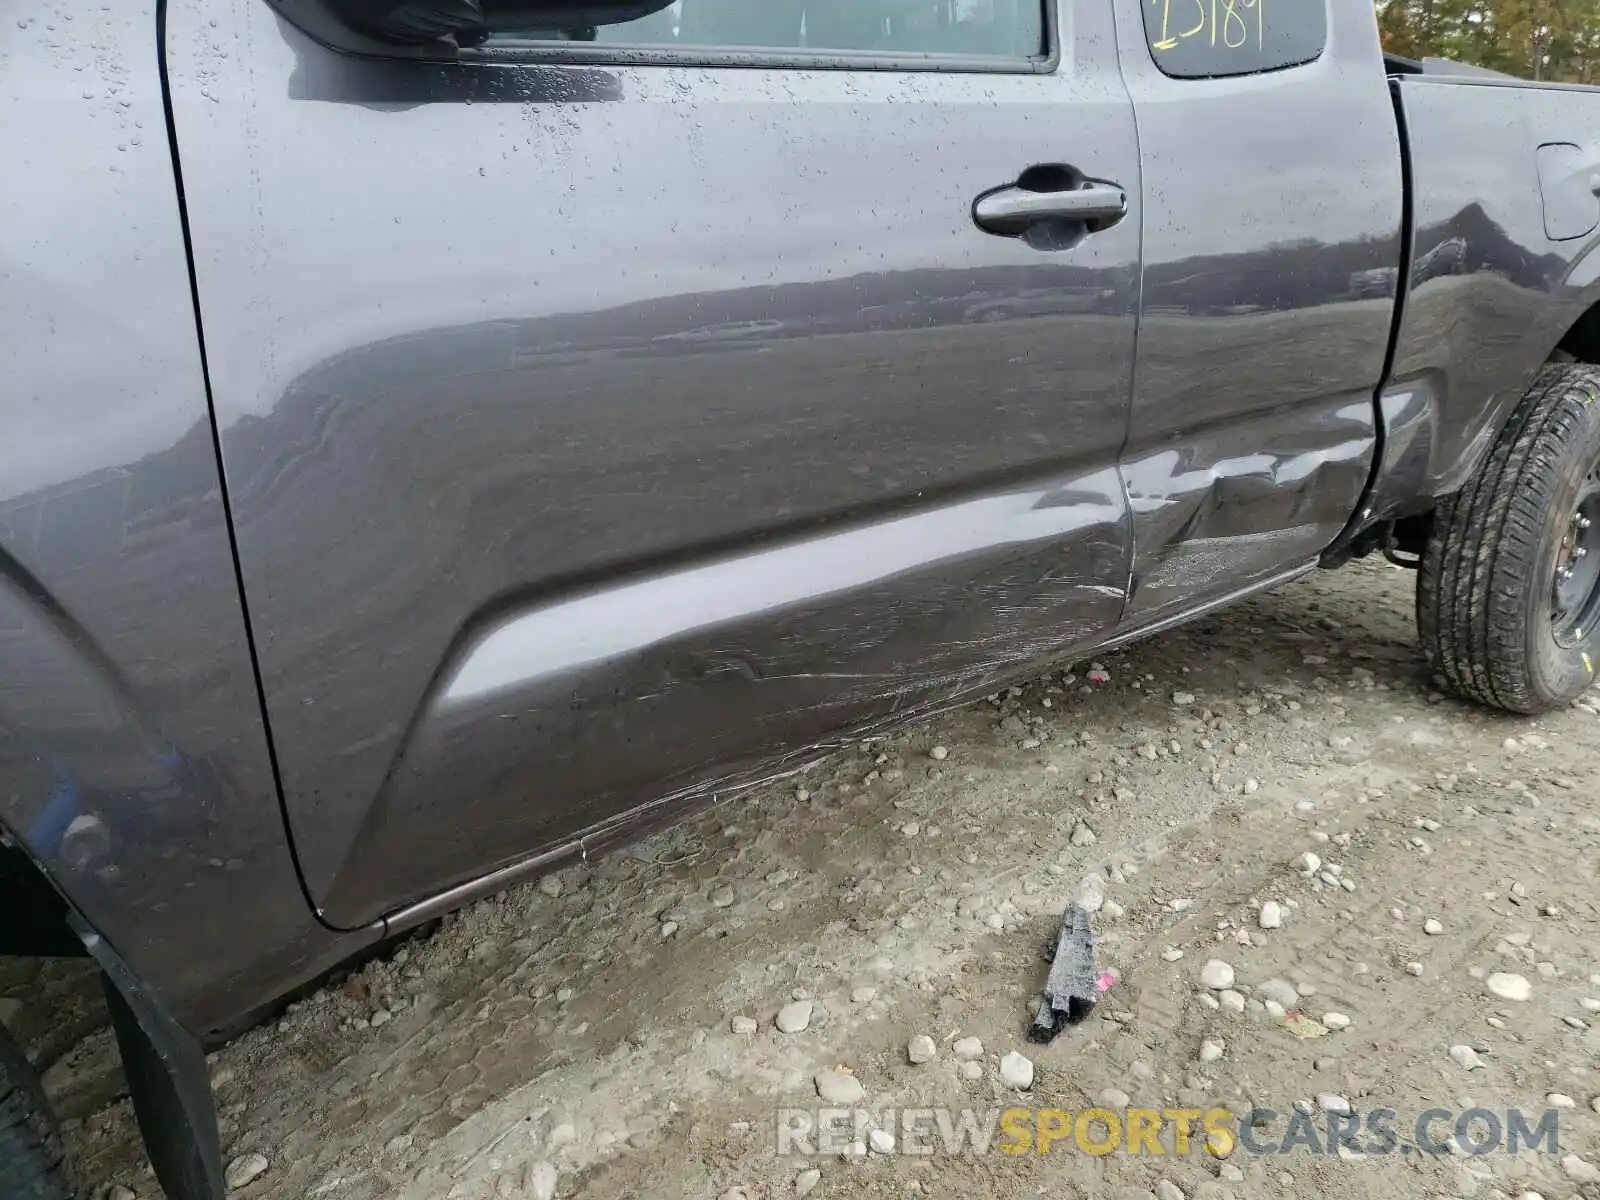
[322,0,674,45]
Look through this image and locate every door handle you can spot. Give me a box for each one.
[973,181,1128,237]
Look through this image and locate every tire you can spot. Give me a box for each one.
[0,1023,69,1200]
[1419,362,1600,713]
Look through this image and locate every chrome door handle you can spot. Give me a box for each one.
[973,182,1127,236]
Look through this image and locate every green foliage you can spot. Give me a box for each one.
[1376,0,1600,81]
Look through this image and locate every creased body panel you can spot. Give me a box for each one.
[1122,397,1376,614]
[1111,0,1403,617]
[338,469,1127,919]
[169,0,1143,925]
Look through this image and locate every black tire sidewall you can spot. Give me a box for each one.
[1526,389,1600,705]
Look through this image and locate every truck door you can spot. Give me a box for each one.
[166,0,1143,926]
[1110,0,1405,620]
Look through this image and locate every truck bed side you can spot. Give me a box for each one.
[1384,74,1600,504]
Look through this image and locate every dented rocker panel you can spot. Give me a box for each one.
[326,467,1132,924]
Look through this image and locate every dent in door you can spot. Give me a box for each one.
[328,469,1129,923]
[1123,400,1376,613]
[168,0,1143,926]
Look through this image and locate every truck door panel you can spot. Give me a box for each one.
[1111,0,1405,618]
[167,0,1142,926]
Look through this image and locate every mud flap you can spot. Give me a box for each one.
[74,917,224,1200]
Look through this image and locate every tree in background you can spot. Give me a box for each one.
[1376,0,1600,81]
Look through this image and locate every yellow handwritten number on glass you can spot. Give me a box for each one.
[1219,0,1248,48]
[1149,0,1266,54]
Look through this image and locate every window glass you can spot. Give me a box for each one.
[1139,0,1325,77]
[484,0,1046,59]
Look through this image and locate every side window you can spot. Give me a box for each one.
[482,0,1046,60]
[1139,0,1325,77]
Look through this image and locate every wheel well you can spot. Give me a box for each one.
[0,838,86,959]
[1559,303,1600,364]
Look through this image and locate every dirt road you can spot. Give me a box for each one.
[29,558,1600,1199]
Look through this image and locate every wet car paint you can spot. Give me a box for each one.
[1388,77,1600,497]
[1109,0,1405,621]
[0,0,376,1035]
[0,0,1597,1040]
[166,0,1146,926]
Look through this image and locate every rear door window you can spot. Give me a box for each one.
[1138,0,1326,77]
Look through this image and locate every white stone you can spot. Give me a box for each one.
[999,1051,1035,1090]
[1563,1155,1600,1184]
[850,986,878,1004]
[1071,822,1097,847]
[953,1037,984,1060]
[1220,989,1246,1015]
[1258,901,1283,930]
[710,885,736,908]
[1424,918,1444,935]
[1199,1039,1225,1064]
[929,745,949,761]
[959,1061,982,1081]
[869,1128,896,1154]
[794,1168,822,1197]
[529,1163,559,1200]
[1201,960,1235,990]
[1318,1093,1351,1115]
[225,1153,269,1191]
[1156,1183,1186,1200]
[1449,1044,1482,1070]
[815,1071,865,1105]
[1321,1012,1351,1030]
[1296,852,1321,874]
[1076,873,1107,914]
[1547,1093,1576,1108]
[1485,973,1532,1002]
[775,1000,814,1033]
[1099,1087,1132,1109]
[907,1035,937,1064]
[1257,978,1300,1008]
[731,1015,758,1034]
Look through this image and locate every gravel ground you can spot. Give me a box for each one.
[19,557,1600,1200]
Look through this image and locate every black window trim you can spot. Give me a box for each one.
[268,0,1060,75]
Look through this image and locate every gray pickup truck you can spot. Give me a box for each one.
[3,0,1599,1194]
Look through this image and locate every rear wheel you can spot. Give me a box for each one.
[1418,362,1600,713]
[0,1022,69,1200]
